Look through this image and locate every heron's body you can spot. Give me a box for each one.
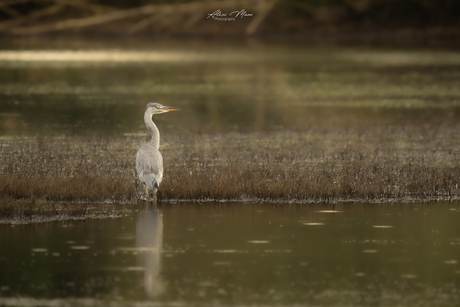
[136,142,163,196]
[136,103,180,200]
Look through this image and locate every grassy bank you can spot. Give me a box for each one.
[1,123,460,217]
[161,126,460,202]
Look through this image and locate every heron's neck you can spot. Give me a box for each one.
[144,112,160,149]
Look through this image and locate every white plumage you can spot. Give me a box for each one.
[136,102,180,200]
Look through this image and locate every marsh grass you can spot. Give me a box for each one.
[160,126,460,202]
[0,137,136,202]
[1,123,460,217]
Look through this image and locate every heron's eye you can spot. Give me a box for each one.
[156,105,162,109]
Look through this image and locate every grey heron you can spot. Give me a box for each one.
[136,102,180,201]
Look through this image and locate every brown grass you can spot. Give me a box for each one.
[0,136,137,203]
[1,123,460,214]
[160,126,460,202]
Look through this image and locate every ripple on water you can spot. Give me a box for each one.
[125,267,145,271]
[118,247,159,252]
[362,250,378,253]
[213,261,232,266]
[213,249,244,253]
[31,248,47,253]
[400,274,418,279]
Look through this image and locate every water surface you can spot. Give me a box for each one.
[1,202,460,306]
[1,42,460,306]
[1,45,460,136]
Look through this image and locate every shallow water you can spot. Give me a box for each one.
[1,202,460,306]
[1,44,460,136]
[1,42,460,306]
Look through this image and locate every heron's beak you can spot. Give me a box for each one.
[164,106,180,112]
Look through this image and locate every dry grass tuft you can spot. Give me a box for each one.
[0,136,138,203]
[159,127,460,202]
[1,124,460,213]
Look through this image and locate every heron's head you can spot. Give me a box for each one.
[145,102,181,115]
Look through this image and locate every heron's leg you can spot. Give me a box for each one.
[144,186,150,198]
[153,194,157,204]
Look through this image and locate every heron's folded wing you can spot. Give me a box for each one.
[136,146,164,190]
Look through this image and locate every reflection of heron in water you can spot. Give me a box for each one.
[136,103,180,202]
[136,207,163,297]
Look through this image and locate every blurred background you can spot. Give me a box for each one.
[0,0,460,136]
[1,4,460,303]
[0,0,459,40]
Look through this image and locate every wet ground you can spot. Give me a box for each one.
[1,202,460,306]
